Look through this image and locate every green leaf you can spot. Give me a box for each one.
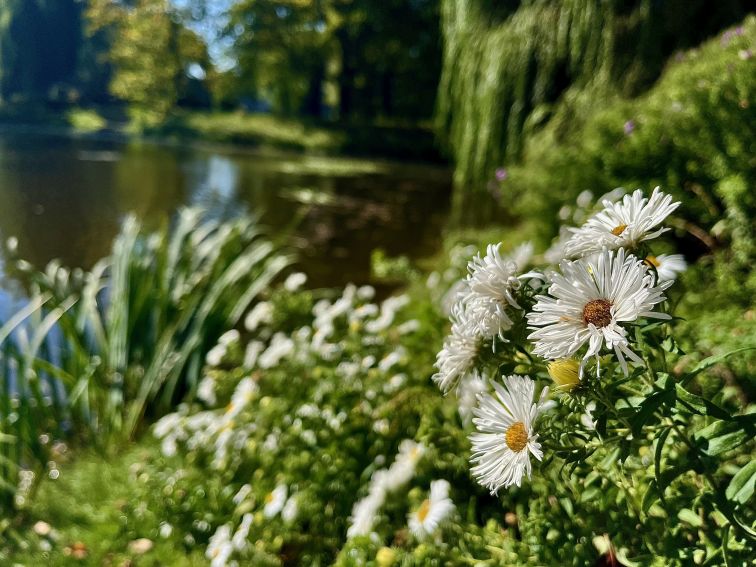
[642,480,661,513]
[678,508,703,527]
[631,389,675,436]
[682,347,756,385]
[674,384,732,420]
[694,420,752,456]
[726,461,756,505]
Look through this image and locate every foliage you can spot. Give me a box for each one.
[0,210,288,516]
[436,0,751,223]
[85,0,210,126]
[507,18,755,248]
[8,189,749,565]
[0,445,206,565]
[0,0,83,103]
[229,0,441,120]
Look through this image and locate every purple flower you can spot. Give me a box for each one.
[734,26,744,36]
[623,120,635,136]
[495,168,508,182]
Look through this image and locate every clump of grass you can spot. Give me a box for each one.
[0,209,290,515]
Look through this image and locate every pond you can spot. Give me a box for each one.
[0,130,451,315]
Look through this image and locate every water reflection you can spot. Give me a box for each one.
[0,131,451,314]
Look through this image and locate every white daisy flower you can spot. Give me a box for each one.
[470,376,551,493]
[263,484,288,518]
[463,243,522,339]
[645,253,686,281]
[408,479,455,539]
[564,187,680,258]
[527,248,672,374]
[432,303,480,393]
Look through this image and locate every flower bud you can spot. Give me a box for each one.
[547,359,580,391]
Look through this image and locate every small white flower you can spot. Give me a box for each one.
[233,484,252,505]
[581,401,597,430]
[508,241,534,271]
[378,348,405,373]
[397,319,421,335]
[564,187,680,258]
[226,377,259,419]
[258,333,294,368]
[282,496,298,523]
[243,340,264,369]
[206,344,227,367]
[218,330,240,346]
[470,375,551,493]
[645,253,686,281]
[197,376,217,406]
[347,490,383,538]
[527,248,672,374]
[432,303,480,393]
[284,272,307,292]
[408,479,455,539]
[456,371,487,424]
[159,522,173,538]
[244,301,273,332]
[231,513,253,550]
[206,525,233,567]
[263,484,288,518]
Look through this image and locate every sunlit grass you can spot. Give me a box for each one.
[2,444,206,566]
[65,109,107,132]
[179,111,343,150]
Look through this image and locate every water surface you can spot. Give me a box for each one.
[0,131,451,315]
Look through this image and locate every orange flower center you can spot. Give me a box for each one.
[611,224,628,236]
[417,499,431,522]
[505,421,528,452]
[583,299,613,328]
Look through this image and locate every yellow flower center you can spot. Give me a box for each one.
[505,421,528,452]
[611,224,628,236]
[416,499,431,523]
[548,359,580,390]
[645,255,660,267]
[265,492,274,504]
[583,299,613,328]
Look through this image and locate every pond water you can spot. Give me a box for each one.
[0,130,451,315]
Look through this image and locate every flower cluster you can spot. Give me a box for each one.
[433,187,684,494]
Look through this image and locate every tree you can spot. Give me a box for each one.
[228,0,441,121]
[85,0,210,125]
[435,0,751,225]
[0,0,83,103]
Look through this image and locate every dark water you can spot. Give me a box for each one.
[0,131,451,310]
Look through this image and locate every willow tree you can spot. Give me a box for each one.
[436,0,749,225]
